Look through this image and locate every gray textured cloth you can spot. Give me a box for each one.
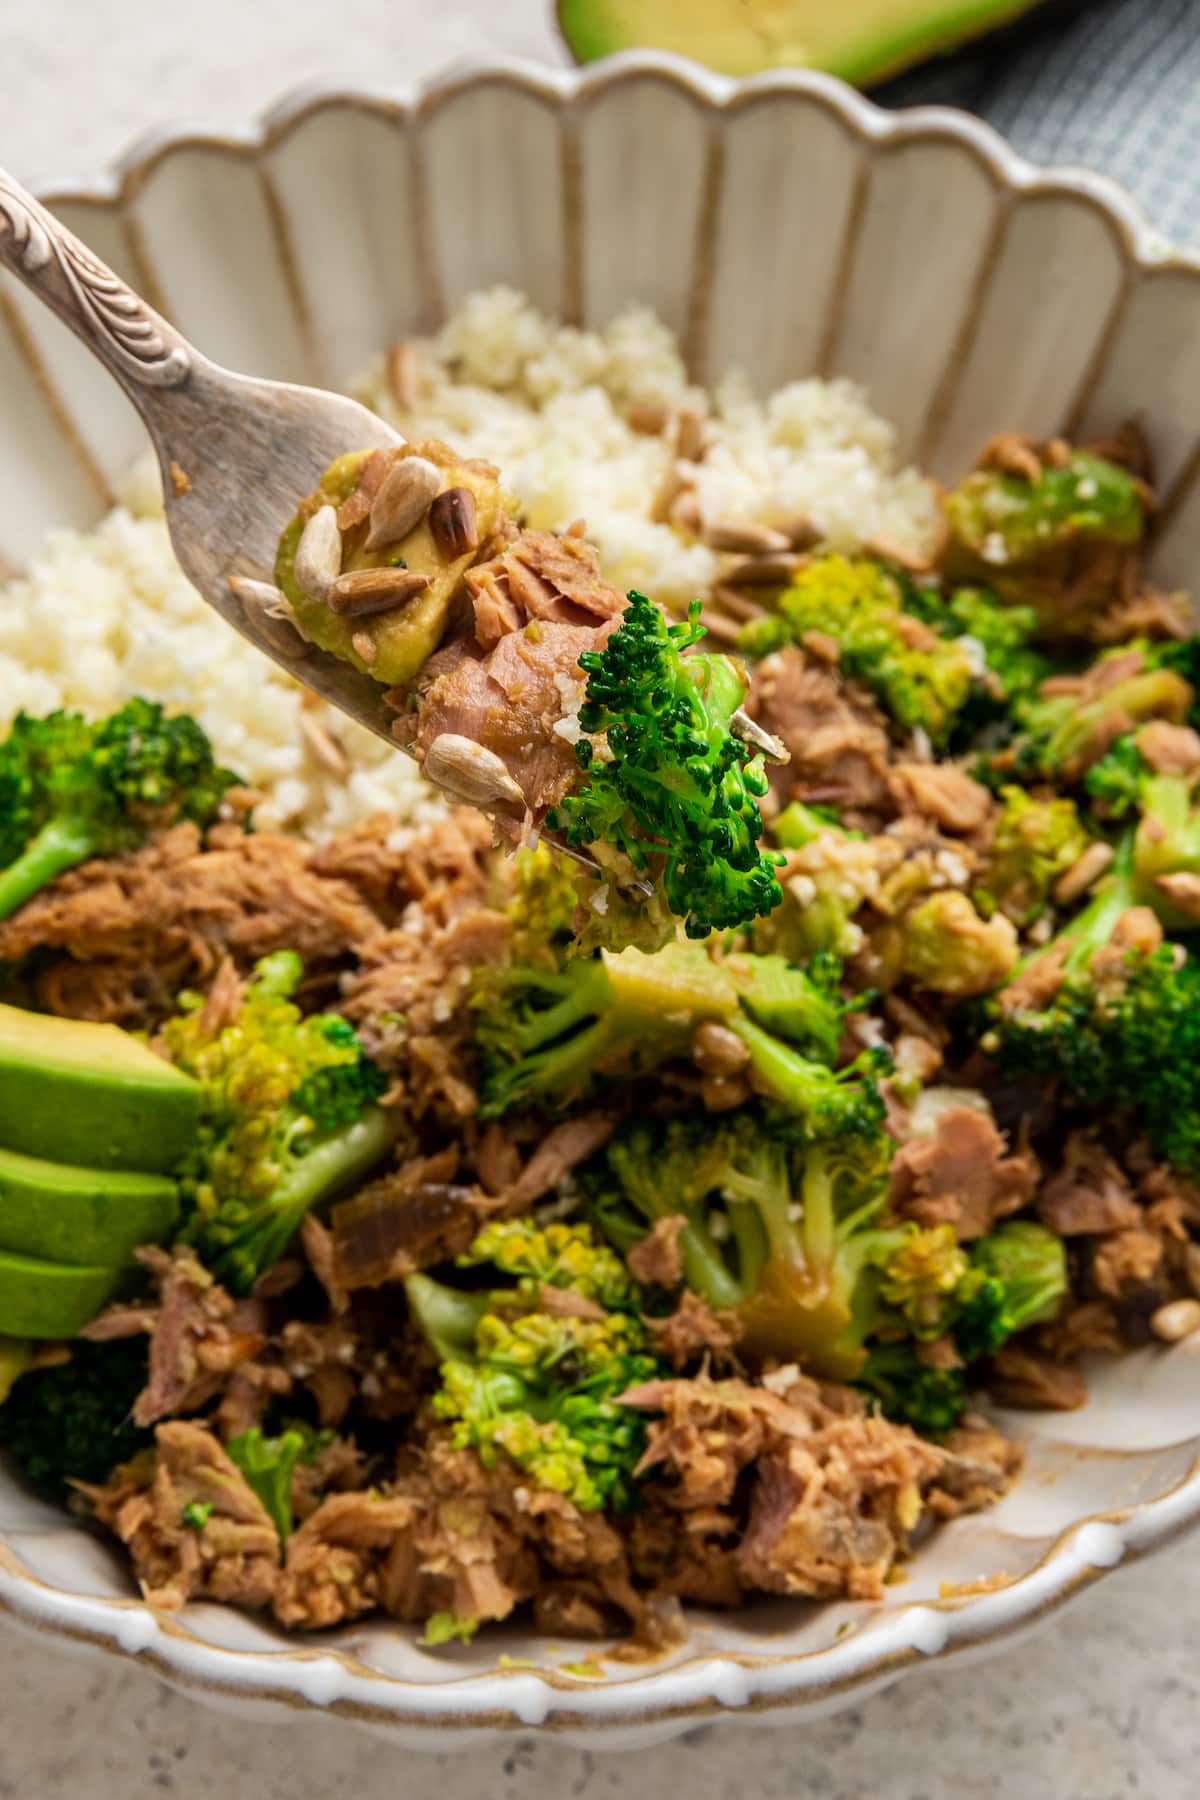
[877,0,1200,245]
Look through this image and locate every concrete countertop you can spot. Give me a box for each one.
[2,3,1194,1793]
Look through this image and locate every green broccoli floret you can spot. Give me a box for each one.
[226,1421,331,1547]
[985,833,1200,1172]
[886,891,1019,998]
[975,787,1091,926]
[405,1218,660,1513]
[945,447,1145,623]
[164,951,392,1292]
[1084,732,1149,820]
[980,644,1193,789]
[953,1222,1068,1361]
[897,578,1050,732]
[739,556,975,745]
[760,803,879,962]
[546,592,784,938]
[473,936,884,1128]
[592,1109,912,1377]
[0,1338,151,1501]
[0,700,240,921]
[856,1344,969,1437]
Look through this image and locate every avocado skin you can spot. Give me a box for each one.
[557,0,1052,86]
[0,1251,121,1339]
[0,1145,179,1269]
[0,1004,199,1174]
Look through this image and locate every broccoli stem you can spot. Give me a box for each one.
[676,1217,749,1313]
[0,815,98,920]
[227,1105,394,1280]
[728,1014,850,1123]
[405,1273,491,1364]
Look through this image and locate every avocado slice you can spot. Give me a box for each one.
[0,1251,120,1340]
[0,1003,199,1174]
[0,1337,31,1405]
[557,0,1048,85]
[277,440,514,689]
[0,1145,178,1269]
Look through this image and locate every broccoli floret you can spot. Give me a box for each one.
[405,1218,660,1513]
[546,593,784,938]
[897,579,1050,734]
[975,787,1091,926]
[1084,732,1149,820]
[226,1421,331,1547]
[980,645,1193,789]
[985,833,1200,1171]
[886,891,1019,998]
[473,936,878,1125]
[0,1338,151,1501]
[945,447,1145,624]
[739,556,975,745]
[953,1222,1068,1361]
[593,1109,913,1377]
[0,700,239,921]
[857,1343,969,1437]
[761,803,879,961]
[164,952,392,1291]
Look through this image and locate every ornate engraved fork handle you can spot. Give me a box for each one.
[0,167,192,395]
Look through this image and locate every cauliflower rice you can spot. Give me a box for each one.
[0,288,940,840]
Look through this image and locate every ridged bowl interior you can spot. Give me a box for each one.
[2,53,1200,1747]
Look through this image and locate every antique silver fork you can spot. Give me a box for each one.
[0,169,782,879]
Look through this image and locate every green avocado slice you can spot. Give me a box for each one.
[557,0,1049,85]
[0,1003,199,1175]
[0,1251,120,1340]
[0,1145,178,1269]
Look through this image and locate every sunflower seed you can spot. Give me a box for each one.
[351,630,378,664]
[674,407,707,464]
[328,566,432,616]
[429,485,479,560]
[294,504,343,603]
[299,711,349,779]
[386,340,423,411]
[228,575,310,658]
[422,733,526,813]
[723,551,802,587]
[776,515,821,550]
[650,458,693,525]
[1151,1298,1200,1342]
[365,455,443,550]
[627,401,670,436]
[703,519,791,555]
[730,706,789,764]
[1052,841,1115,906]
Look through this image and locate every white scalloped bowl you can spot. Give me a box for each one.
[3,52,1200,1750]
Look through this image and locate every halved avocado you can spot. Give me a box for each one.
[0,1145,178,1269]
[0,1003,199,1175]
[558,0,1049,85]
[0,1251,120,1340]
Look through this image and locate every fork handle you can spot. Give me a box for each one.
[0,165,194,401]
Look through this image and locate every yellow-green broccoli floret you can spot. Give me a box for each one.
[405,1218,661,1513]
[739,556,975,745]
[164,951,392,1291]
[890,891,1019,998]
[976,787,1092,926]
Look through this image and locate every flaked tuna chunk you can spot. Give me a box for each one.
[416,617,616,816]
[465,528,626,648]
[890,1105,1038,1240]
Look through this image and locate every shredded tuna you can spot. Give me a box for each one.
[83,1422,280,1611]
[645,1290,743,1369]
[987,1347,1087,1410]
[745,647,893,819]
[890,1108,1038,1239]
[889,763,994,836]
[626,1216,688,1289]
[1037,1133,1141,1236]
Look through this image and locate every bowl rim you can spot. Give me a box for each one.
[7,47,1200,1739]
